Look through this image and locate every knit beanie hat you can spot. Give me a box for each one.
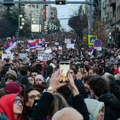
[85,98,105,120]
[6,70,17,79]
[4,82,22,94]
[35,75,44,81]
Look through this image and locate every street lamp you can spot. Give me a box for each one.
[20,15,25,28]
[18,14,25,39]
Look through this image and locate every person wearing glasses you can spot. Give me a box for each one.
[31,69,89,120]
[22,87,42,120]
[0,93,23,120]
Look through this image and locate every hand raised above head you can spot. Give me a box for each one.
[68,73,79,96]
[49,69,67,93]
[68,73,76,89]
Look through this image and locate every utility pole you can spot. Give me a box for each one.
[89,0,93,34]
[18,0,21,40]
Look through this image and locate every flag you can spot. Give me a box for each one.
[4,37,15,51]
[28,39,39,48]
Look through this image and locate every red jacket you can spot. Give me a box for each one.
[114,68,119,74]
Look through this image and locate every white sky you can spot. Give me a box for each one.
[52,0,85,31]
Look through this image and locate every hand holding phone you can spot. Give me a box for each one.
[59,61,70,83]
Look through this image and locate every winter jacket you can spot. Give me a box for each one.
[85,98,104,120]
[31,92,89,120]
[98,92,120,120]
[0,113,9,120]
[31,92,53,120]
[74,79,88,98]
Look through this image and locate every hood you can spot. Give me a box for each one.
[0,93,22,120]
[98,93,120,109]
[85,98,104,120]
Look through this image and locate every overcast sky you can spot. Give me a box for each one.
[52,0,85,31]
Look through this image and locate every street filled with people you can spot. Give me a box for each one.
[0,34,120,120]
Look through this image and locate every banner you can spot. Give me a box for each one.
[38,50,52,61]
[2,53,14,60]
[64,38,71,44]
[67,44,74,49]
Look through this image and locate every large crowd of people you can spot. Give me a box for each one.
[0,35,120,120]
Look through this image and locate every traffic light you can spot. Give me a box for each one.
[55,0,66,5]
[3,0,14,6]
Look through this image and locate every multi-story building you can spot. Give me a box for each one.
[0,0,54,31]
[101,0,120,31]
[101,0,120,47]
[116,0,120,27]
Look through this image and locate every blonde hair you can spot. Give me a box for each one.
[52,107,83,120]
[48,93,68,116]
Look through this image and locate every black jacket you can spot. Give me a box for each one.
[74,79,88,98]
[31,92,53,120]
[98,92,120,120]
[70,94,89,120]
[22,105,34,120]
[31,92,89,120]
[110,80,120,100]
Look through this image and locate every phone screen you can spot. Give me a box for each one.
[59,61,70,82]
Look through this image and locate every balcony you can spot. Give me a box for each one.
[109,0,116,6]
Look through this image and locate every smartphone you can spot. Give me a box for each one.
[59,61,70,83]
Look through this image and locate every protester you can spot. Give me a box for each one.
[27,76,36,86]
[0,93,23,120]
[85,98,105,120]
[0,81,22,98]
[52,107,83,120]
[31,69,40,79]
[17,66,29,86]
[1,69,17,87]
[0,35,120,120]
[31,70,89,120]
[35,74,44,85]
[102,72,120,100]
[82,75,94,97]
[88,67,99,75]
[87,75,120,120]
[22,87,42,120]
[69,64,88,98]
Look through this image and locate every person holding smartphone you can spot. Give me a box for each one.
[31,69,89,120]
[69,64,88,99]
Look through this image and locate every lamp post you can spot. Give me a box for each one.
[17,0,20,40]
[89,0,93,34]
[18,14,22,40]
[18,14,25,39]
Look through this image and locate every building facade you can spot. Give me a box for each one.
[0,0,55,32]
[101,0,120,31]
[101,0,120,47]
